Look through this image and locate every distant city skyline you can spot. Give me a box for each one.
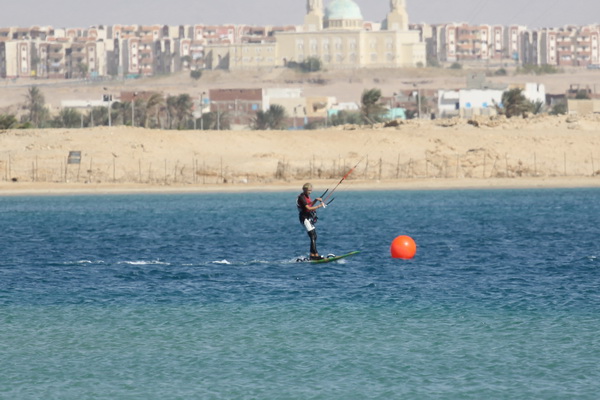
[1,0,599,29]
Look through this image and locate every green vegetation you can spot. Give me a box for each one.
[550,102,568,115]
[253,104,288,130]
[328,110,362,126]
[199,111,230,130]
[531,100,545,115]
[23,86,50,128]
[0,114,18,129]
[498,88,534,118]
[287,57,323,73]
[51,108,82,128]
[190,70,202,80]
[449,62,463,70]
[360,88,387,124]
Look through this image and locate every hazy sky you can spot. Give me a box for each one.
[1,0,599,29]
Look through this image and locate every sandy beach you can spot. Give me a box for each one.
[2,67,600,195]
[1,112,600,196]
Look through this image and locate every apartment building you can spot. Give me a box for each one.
[505,25,527,61]
[538,25,600,66]
[0,41,32,78]
[3,2,600,81]
[437,23,505,62]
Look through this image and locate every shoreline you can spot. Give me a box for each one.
[1,176,599,196]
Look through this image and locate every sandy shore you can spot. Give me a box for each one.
[1,176,599,197]
[1,112,600,196]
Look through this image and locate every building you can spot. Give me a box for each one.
[205,0,426,70]
[436,23,508,63]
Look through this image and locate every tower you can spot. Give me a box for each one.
[386,0,409,31]
[304,0,324,31]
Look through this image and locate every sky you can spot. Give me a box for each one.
[1,0,599,29]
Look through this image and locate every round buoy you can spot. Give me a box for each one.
[390,235,417,259]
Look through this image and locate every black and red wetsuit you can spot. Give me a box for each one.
[296,192,319,257]
[297,193,316,225]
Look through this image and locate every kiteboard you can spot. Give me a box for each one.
[296,251,360,264]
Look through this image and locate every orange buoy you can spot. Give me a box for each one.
[390,235,417,259]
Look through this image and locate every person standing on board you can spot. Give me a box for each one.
[297,182,327,260]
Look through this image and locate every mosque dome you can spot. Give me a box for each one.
[324,0,364,21]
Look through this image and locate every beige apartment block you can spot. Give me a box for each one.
[539,26,600,67]
[0,41,32,78]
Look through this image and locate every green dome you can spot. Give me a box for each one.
[325,0,364,20]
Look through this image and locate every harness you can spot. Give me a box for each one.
[297,194,318,224]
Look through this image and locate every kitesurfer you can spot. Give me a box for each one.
[296,182,326,260]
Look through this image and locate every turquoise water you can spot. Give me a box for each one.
[1,189,600,399]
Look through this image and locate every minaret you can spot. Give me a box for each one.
[304,0,324,31]
[386,0,409,31]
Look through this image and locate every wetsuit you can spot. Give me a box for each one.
[297,192,319,256]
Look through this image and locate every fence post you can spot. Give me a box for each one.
[456,154,460,178]
[482,153,486,178]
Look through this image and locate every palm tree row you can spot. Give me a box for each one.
[12,87,231,130]
[6,85,563,131]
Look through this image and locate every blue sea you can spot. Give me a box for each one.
[1,188,600,399]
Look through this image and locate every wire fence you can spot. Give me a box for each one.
[2,150,598,185]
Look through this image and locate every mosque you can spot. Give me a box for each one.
[205,0,426,70]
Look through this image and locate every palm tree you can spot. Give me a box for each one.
[254,110,270,130]
[500,88,533,118]
[360,88,386,125]
[201,111,231,130]
[86,106,109,127]
[0,114,19,129]
[253,104,288,130]
[52,108,81,128]
[166,96,178,129]
[174,94,193,129]
[269,104,288,129]
[144,93,165,128]
[24,86,49,128]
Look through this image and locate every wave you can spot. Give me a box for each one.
[117,260,171,266]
